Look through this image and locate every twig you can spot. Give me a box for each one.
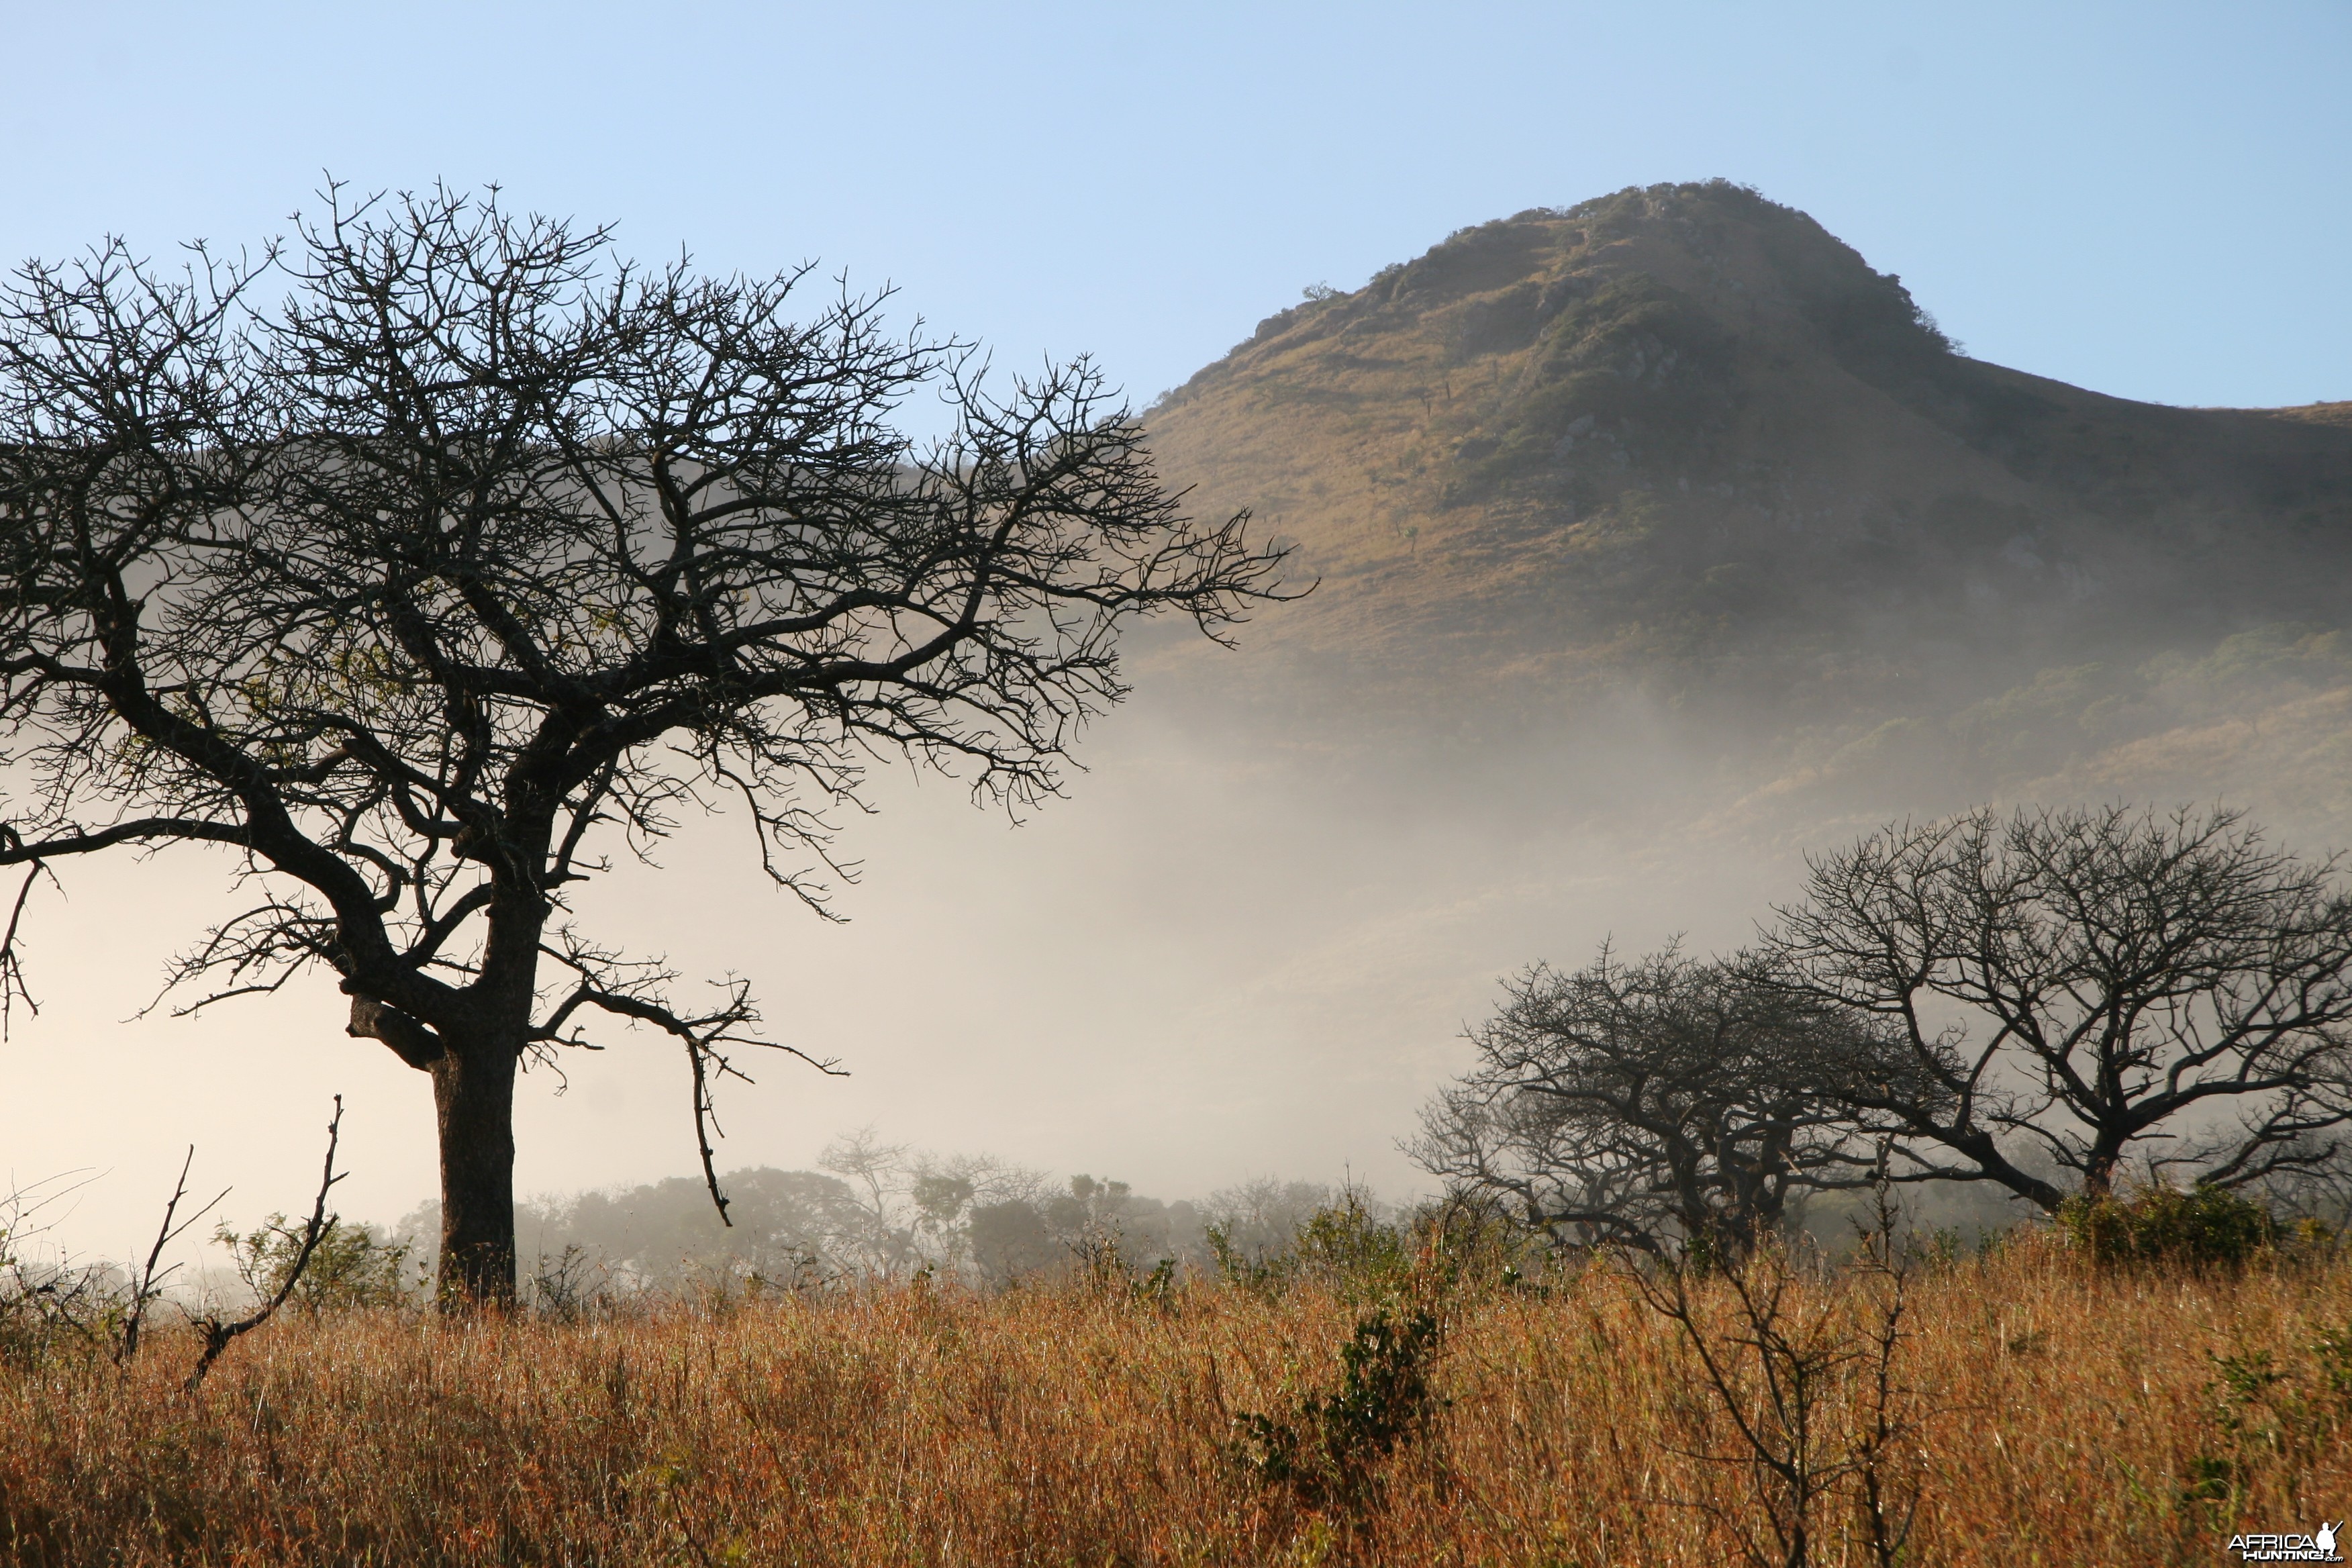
[185,1096,345,1393]
[685,1032,730,1227]
[1620,1242,1851,1568]
[0,861,59,1036]
[1845,1175,1924,1567]
[115,1145,229,1365]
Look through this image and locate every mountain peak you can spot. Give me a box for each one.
[1145,182,2352,715]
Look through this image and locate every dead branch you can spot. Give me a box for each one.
[0,861,58,1036]
[534,946,844,1225]
[185,1096,344,1391]
[114,1145,229,1365]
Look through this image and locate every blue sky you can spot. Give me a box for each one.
[4,1,2346,412]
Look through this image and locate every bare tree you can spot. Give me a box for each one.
[1761,805,2352,1210]
[0,185,1288,1302]
[1620,1182,1924,1568]
[1411,944,1869,1263]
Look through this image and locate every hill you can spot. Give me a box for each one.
[1142,181,2352,835]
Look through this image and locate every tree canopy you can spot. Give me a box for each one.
[1420,805,2352,1259]
[0,185,1288,1301]
[1412,944,1869,1261]
[1763,805,2352,1209]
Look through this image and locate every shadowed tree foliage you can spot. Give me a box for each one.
[1761,805,2352,1210]
[1412,944,1870,1263]
[0,185,1287,1303]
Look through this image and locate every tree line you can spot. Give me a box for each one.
[391,1138,1355,1302]
[1414,803,2352,1263]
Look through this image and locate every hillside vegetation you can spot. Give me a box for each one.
[1143,181,2352,836]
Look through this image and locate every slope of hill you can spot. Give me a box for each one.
[1142,181,2352,835]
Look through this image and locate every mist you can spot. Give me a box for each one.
[0,654,1802,1265]
[11,594,2348,1283]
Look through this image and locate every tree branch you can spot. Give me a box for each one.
[187,1095,344,1391]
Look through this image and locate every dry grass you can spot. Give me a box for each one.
[4,1239,2349,1566]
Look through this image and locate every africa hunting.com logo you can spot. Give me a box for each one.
[2228,1522,2343,1563]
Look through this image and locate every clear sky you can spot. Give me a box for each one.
[3,1,2347,415]
[3,0,2348,1263]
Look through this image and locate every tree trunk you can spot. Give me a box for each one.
[432,1040,519,1306]
[2079,1158,2118,1202]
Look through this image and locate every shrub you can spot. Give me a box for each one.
[1067,1230,1178,1311]
[215,1215,414,1312]
[1204,1221,1289,1295]
[2181,1322,2352,1516]
[1203,1191,1426,1305]
[1291,1193,1410,1299]
[0,1191,121,1367]
[1229,1305,1446,1508]
[2059,1184,2280,1269]
[1409,1192,1558,1297]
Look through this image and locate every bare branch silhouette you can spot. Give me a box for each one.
[114,1146,229,1365]
[187,1096,344,1390]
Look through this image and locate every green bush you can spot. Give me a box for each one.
[2059,1183,2280,1269]
[215,1215,415,1311]
[0,1201,121,1368]
[1410,1193,1559,1296]
[1206,1191,1412,1301]
[1292,1193,1410,1297]
[1228,1305,1445,1508]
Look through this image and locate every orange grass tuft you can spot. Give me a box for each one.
[4,1240,2349,1565]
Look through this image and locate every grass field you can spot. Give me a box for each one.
[4,1236,2349,1566]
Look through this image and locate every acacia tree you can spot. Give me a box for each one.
[1761,805,2352,1210]
[1410,944,1870,1263]
[0,187,1287,1302]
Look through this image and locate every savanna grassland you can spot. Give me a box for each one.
[5,1236,2348,1566]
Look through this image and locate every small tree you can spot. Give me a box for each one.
[1412,944,1869,1263]
[1761,805,2352,1211]
[0,185,1287,1302]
